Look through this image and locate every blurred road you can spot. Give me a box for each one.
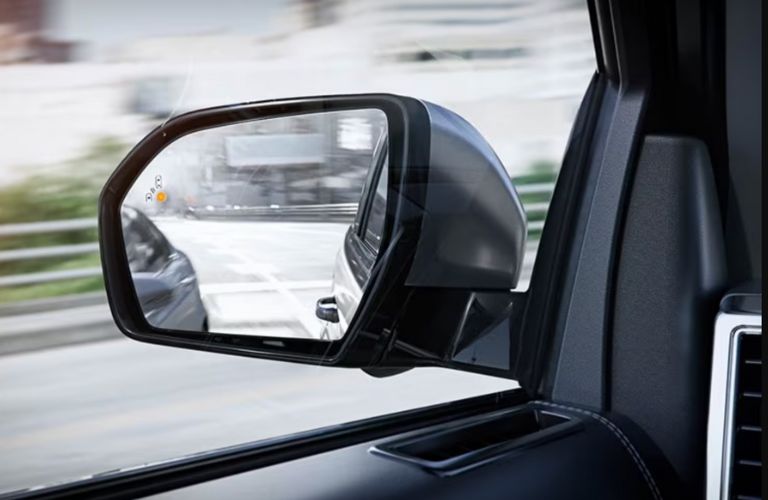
[0,336,514,493]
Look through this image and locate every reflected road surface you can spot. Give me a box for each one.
[155,219,348,338]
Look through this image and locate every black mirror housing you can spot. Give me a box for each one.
[99,93,527,375]
[406,103,526,290]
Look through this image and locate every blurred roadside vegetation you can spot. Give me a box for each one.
[0,137,129,303]
[513,159,558,187]
[0,148,557,304]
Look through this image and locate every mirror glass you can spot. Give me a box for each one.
[121,109,388,340]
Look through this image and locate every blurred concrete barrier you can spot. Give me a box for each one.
[0,242,100,262]
[0,293,117,355]
[0,218,101,291]
[0,291,105,317]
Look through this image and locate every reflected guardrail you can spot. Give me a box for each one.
[184,202,359,222]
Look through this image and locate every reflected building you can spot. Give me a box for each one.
[174,110,386,210]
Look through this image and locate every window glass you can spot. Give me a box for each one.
[0,0,595,492]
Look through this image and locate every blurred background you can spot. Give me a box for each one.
[0,0,595,493]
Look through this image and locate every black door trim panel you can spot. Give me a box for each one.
[148,400,668,500]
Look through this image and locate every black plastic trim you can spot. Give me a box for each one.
[516,72,604,394]
[546,0,650,409]
[370,404,581,477]
[719,282,762,315]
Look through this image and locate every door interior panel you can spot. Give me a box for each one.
[611,135,727,497]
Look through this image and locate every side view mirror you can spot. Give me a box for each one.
[99,94,526,376]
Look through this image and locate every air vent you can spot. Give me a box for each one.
[730,331,762,500]
[370,407,580,476]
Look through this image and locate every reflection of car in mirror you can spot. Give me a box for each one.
[121,206,208,332]
[321,134,389,336]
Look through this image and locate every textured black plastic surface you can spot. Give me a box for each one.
[724,0,762,283]
[610,135,726,498]
[370,407,578,476]
[548,0,651,408]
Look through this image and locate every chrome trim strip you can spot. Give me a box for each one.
[706,312,761,500]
